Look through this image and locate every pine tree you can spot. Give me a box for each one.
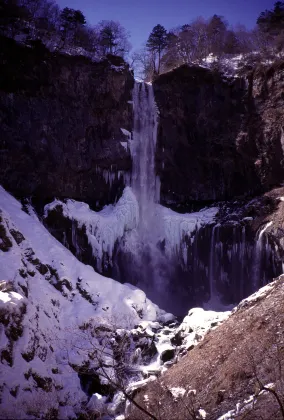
[257,1,284,35]
[97,20,131,57]
[207,15,227,56]
[146,24,168,74]
[59,7,86,47]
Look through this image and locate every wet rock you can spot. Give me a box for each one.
[160,348,175,363]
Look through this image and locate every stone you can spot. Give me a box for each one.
[0,36,134,208]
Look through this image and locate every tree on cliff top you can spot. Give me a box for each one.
[59,7,86,47]
[257,1,284,35]
[146,24,168,74]
[97,20,131,57]
[257,1,284,51]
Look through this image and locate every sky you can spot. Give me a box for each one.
[56,0,276,51]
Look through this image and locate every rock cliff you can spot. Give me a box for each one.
[154,62,284,209]
[0,36,134,207]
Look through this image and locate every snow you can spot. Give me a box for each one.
[0,182,233,418]
[0,184,169,417]
[198,409,207,419]
[120,141,128,151]
[217,383,275,419]
[0,290,24,306]
[175,308,230,351]
[44,186,139,271]
[120,128,131,138]
[258,221,273,240]
[161,205,218,264]
[280,127,284,157]
[170,387,186,399]
[233,281,275,312]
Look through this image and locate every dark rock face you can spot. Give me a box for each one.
[154,63,284,209]
[0,36,134,207]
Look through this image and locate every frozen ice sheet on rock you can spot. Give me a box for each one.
[44,186,139,271]
[160,205,218,263]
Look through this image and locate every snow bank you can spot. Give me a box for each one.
[0,185,168,418]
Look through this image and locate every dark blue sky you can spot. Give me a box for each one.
[57,0,276,51]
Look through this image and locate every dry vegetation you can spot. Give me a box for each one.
[128,276,284,420]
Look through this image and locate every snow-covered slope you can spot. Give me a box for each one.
[0,185,170,418]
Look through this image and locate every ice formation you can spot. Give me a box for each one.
[45,187,139,271]
[0,185,173,417]
[44,81,280,313]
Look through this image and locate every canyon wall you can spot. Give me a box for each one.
[154,62,284,209]
[0,36,134,208]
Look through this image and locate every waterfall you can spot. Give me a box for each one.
[120,82,175,310]
[118,81,282,313]
[45,81,283,315]
[131,82,160,231]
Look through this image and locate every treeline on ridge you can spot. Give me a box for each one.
[1,0,284,78]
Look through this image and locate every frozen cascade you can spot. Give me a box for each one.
[44,82,283,315]
[253,221,274,290]
[122,82,169,308]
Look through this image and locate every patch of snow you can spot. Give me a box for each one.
[234,281,275,312]
[120,128,131,138]
[0,290,24,306]
[198,408,207,419]
[120,141,128,151]
[170,387,186,399]
[217,383,275,419]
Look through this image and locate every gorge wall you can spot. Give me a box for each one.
[1,37,284,313]
[1,36,284,212]
[154,63,284,210]
[0,36,134,208]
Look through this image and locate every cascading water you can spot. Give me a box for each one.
[121,82,174,310]
[131,83,160,226]
[116,81,282,313]
[46,81,283,315]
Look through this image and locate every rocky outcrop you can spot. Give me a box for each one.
[154,62,284,209]
[0,36,134,207]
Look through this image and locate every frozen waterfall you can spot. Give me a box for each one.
[44,81,283,316]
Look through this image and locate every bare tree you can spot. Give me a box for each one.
[58,318,159,420]
[130,48,155,81]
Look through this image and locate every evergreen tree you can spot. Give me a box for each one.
[257,1,284,35]
[146,24,168,74]
[99,24,117,54]
[97,20,131,57]
[60,7,86,46]
[207,15,227,56]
